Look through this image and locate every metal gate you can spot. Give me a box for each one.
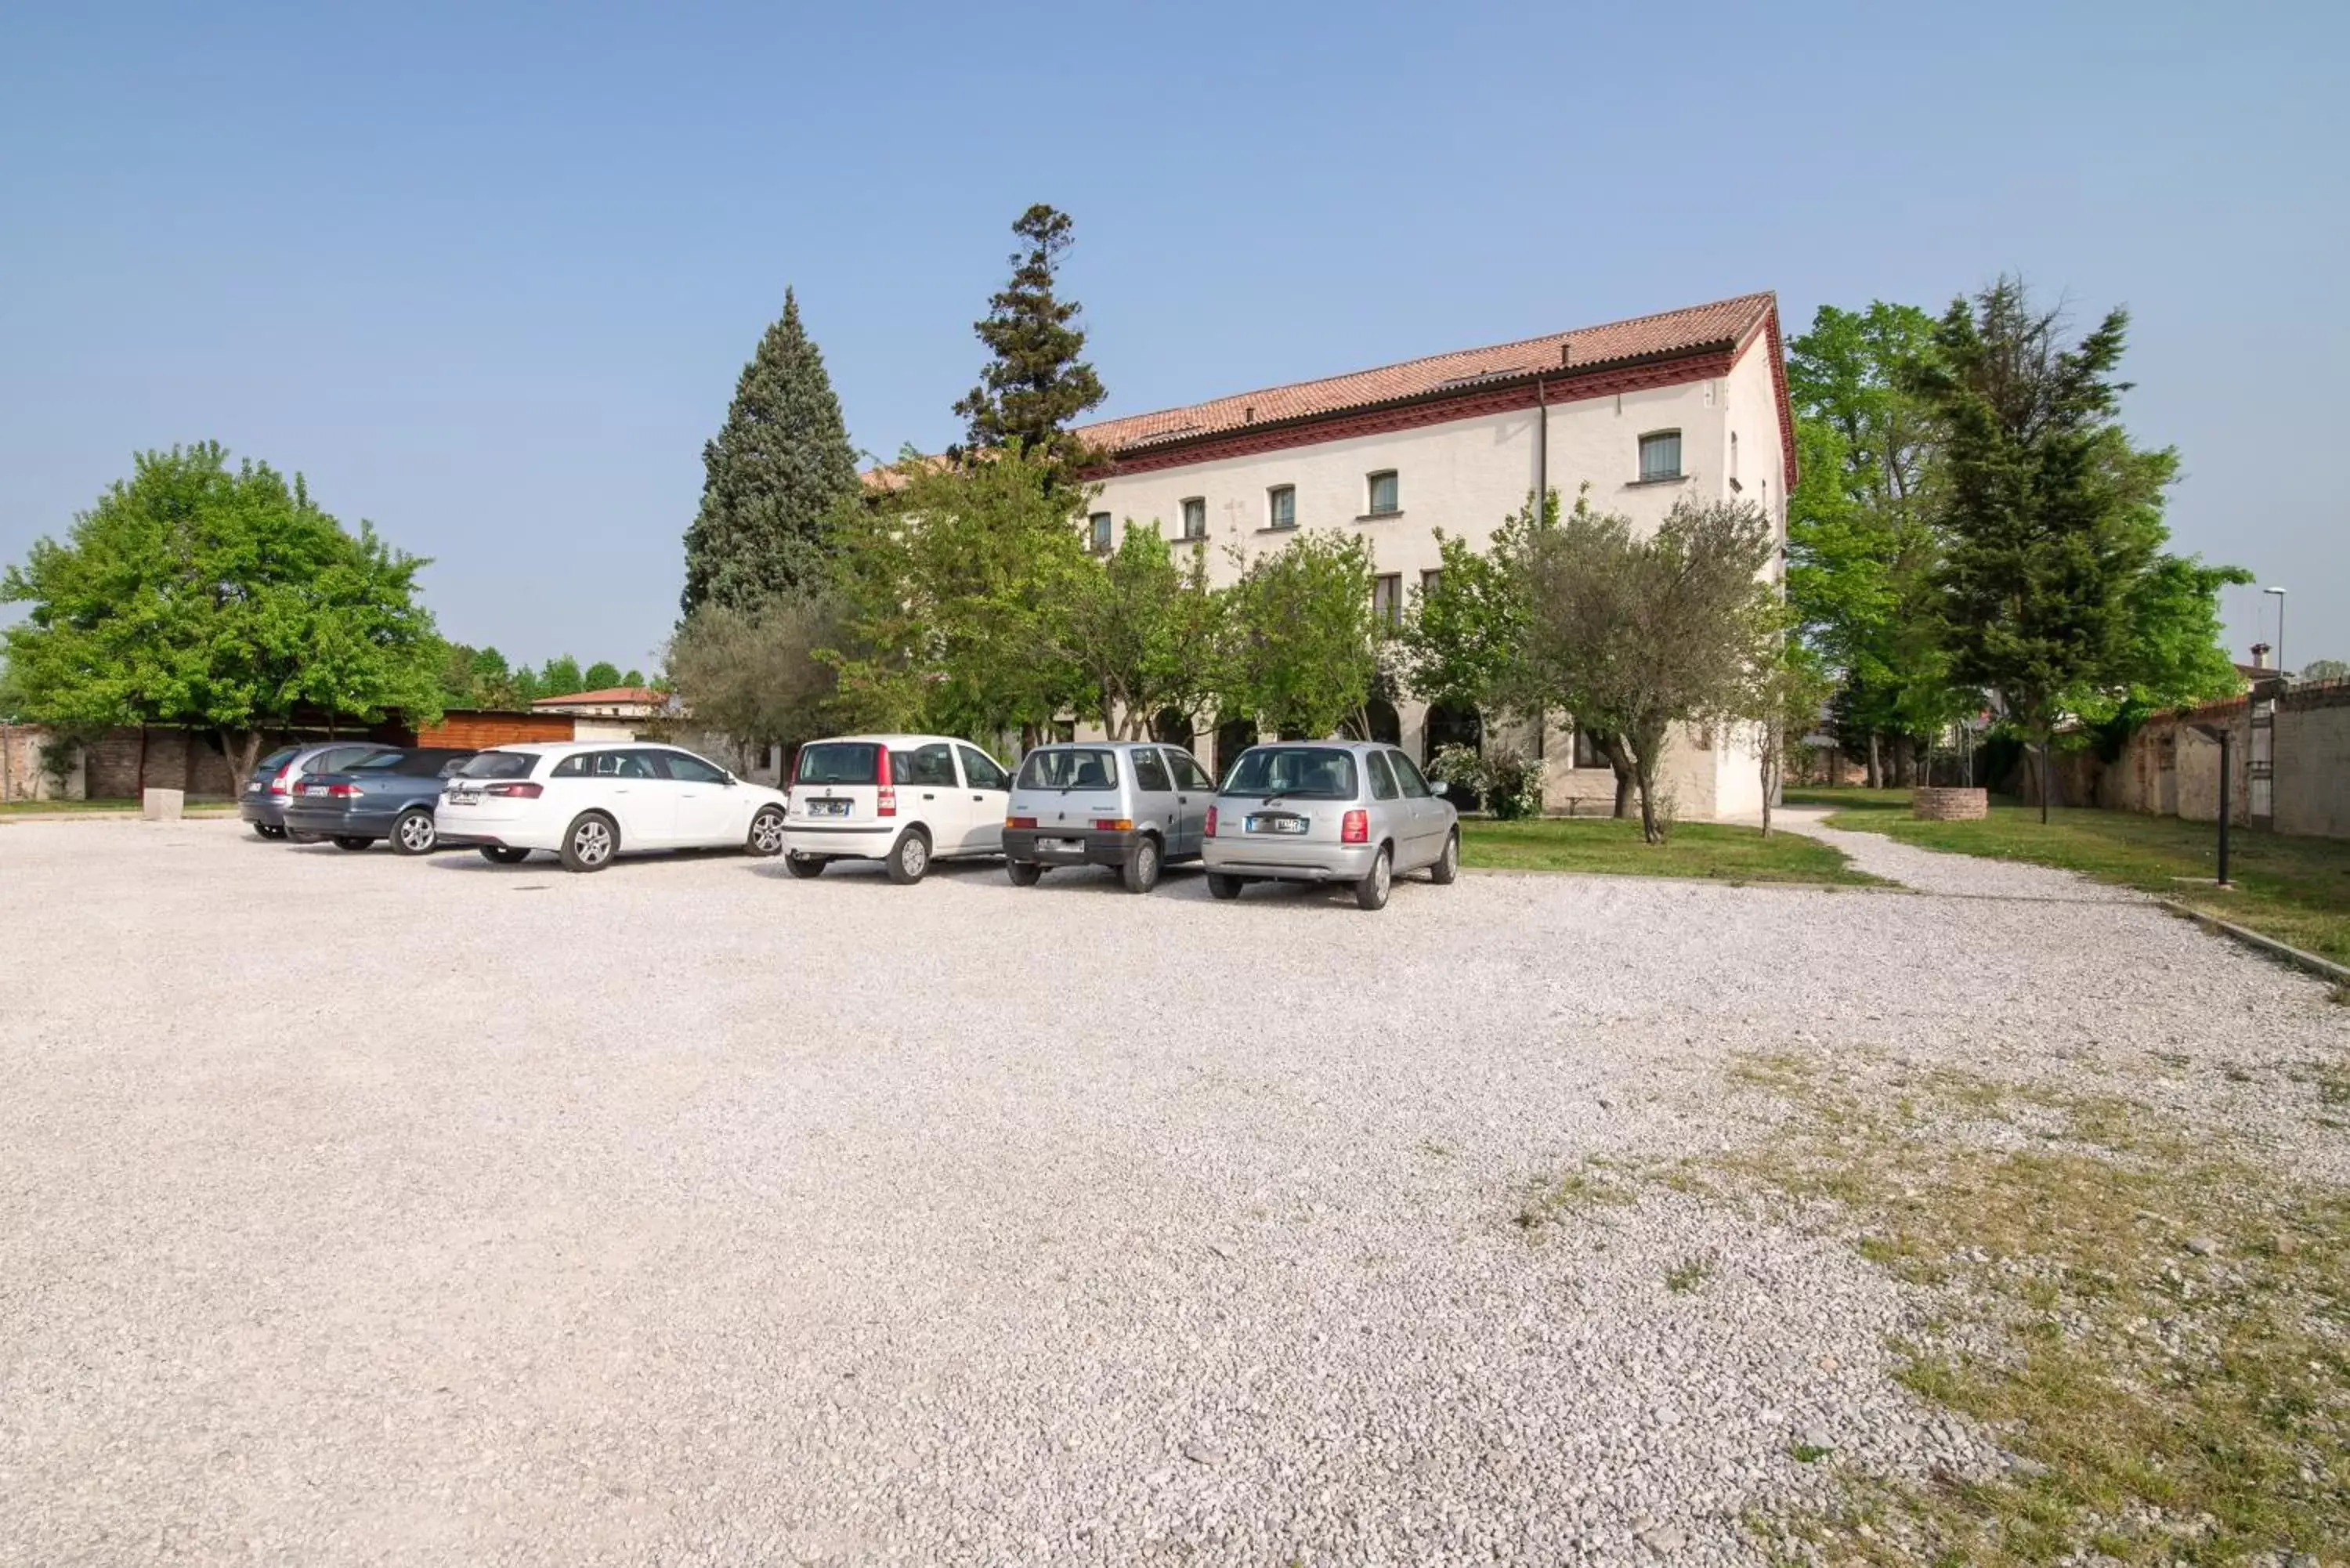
[2248,695,2274,826]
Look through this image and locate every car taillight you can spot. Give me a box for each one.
[1092,818,1133,831]
[483,782,543,798]
[268,763,294,796]
[876,748,895,817]
[1204,806,1217,837]
[327,783,363,799]
[1006,815,1036,829]
[1342,809,1369,844]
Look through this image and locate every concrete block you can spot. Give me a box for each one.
[141,787,185,822]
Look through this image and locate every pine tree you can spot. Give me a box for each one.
[680,288,861,616]
[1914,278,2165,821]
[953,204,1107,482]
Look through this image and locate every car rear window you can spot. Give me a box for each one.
[1220,746,1358,800]
[254,746,300,775]
[796,742,880,786]
[347,749,408,771]
[456,750,538,780]
[1018,748,1119,790]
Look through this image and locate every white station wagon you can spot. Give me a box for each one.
[435,741,790,873]
[779,733,1014,883]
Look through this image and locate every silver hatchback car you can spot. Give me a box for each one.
[1002,740,1220,893]
[1202,740,1460,910]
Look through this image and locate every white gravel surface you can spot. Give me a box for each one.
[1,815,2341,1566]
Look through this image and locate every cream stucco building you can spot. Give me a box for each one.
[1070,291,1797,820]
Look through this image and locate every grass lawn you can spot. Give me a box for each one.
[1459,816,1885,887]
[0,797,237,817]
[1791,786,2350,966]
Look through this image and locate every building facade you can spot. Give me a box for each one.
[1072,292,1797,820]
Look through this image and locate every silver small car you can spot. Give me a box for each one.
[1001,740,1220,893]
[1202,740,1460,910]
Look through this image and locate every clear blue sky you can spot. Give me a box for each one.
[2,1,2341,675]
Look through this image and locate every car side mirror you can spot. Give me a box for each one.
[1430,780,1449,797]
[722,774,738,787]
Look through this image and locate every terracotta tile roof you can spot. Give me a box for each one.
[1073,293,1777,457]
[530,687,663,708]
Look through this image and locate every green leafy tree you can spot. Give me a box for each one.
[1743,630,1835,838]
[952,204,1107,483]
[2302,658,2348,681]
[537,655,585,697]
[680,288,862,615]
[0,652,28,722]
[622,667,645,687]
[666,594,842,771]
[1216,529,1381,740]
[581,660,623,690]
[1065,525,1226,739]
[1521,494,1781,843]
[1913,278,2215,819]
[1784,302,1966,784]
[508,665,543,705]
[829,446,1094,740]
[0,442,442,779]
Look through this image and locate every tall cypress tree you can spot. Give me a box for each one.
[680,288,860,616]
[1914,278,2164,820]
[953,204,1107,482]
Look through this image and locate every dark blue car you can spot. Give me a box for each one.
[280,747,476,854]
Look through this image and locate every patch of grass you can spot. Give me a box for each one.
[1715,1054,2350,1565]
[1815,793,2350,966]
[1513,1167,1637,1233]
[0,797,235,816]
[1791,1441,1835,1465]
[1665,1255,1716,1294]
[1460,817,1886,887]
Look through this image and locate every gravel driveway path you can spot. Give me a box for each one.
[2,818,2341,1566]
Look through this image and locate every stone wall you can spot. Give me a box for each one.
[0,724,84,802]
[2274,680,2350,839]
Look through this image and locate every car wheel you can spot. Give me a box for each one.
[559,811,619,873]
[783,852,826,879]
[1007,859,1042,887]
[1354,845,1393,911]
[1121,835,1162,894]
[1207,873,1245,901]
[747,806,787,857]
[884,827,931,884]
[332,836,372,852]
[479,846,531,865]
[1430,828,1459,885]
[391,808,438,856]
[252,823,286,842]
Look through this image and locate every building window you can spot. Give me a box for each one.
[1372,573,1403,629]
[1572,728,1609,770]
[1266,486,1295,530]
[1638,431,1682,483]
[1180,497,1206,540]
[1366,471,1400,516]
[1420,568,1443,598]
[1089,512,1113,554]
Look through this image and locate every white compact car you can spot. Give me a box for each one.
[778,733,1013,883]
[435,742,790,873]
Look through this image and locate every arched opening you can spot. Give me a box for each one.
[1338,698,1402,746]
[1424,701,1484,811]
[1153,707,1194,748]
[1215,717,1258,781]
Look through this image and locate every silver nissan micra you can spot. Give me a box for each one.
[1201,739,1460,911]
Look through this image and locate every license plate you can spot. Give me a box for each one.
[245,782,262,793]
[808,798,851,818]
[1247,815,1308,835]
[447,789,479,804]
[1037,836,1083,855]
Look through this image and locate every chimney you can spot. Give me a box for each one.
[1559,341,1572,367]
[2250,641,2272,670]
[1243,405,1255,424]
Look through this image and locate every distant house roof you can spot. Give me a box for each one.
[1072,292,1781,460]
[530,687,662,710]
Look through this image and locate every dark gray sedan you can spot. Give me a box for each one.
[280,747,476,854]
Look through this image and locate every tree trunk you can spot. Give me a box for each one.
[1759,721,1779,839]
[1597,733,1636,818]
[1630,721,1668,844]
[2038,739,2054,824]
[227,730,265,783]
[135,723,149,796]
[1865,732,1882,789]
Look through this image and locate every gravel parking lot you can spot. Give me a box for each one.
[2,816,2342,1565]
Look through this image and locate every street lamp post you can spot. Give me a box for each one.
[2264,586,2287,677]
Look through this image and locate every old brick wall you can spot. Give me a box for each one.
[0,724,84,801]
[2274,680,2350,839]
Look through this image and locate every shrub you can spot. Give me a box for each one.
[1427,742,1546,820]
